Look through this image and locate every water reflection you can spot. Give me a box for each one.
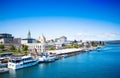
[9,69,16,78]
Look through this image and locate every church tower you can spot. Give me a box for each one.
[39,34,46,53]
[28,30,31,39]
[39,34,46,43]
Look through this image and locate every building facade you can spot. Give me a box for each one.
[55,36,67,43]
[0,33,14,44]
[27,34,48,54]
[27,34,68,54]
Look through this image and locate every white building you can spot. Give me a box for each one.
[55,36,67,43]
[27,35,68,54]
[27,43,47,54]
[54,36,67,49]
[27,34,48,54]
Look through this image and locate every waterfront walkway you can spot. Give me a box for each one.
[48,47,98,55]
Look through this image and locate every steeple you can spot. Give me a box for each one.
[28,30,31,38]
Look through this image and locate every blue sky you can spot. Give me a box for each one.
[0,0,120,40]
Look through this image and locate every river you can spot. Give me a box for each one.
[1,44,120,78]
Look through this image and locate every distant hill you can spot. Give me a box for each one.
[105,40,120,44]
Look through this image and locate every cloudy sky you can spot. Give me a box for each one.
[0,0,120,41]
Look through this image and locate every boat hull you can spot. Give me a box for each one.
[0,68,9,73]
[8,59,39,70]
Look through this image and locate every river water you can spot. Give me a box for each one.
[1,44,120,78]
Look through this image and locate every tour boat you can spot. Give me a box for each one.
[8,55,39,70]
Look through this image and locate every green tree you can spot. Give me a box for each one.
[37,40,40,43]
[9,45,16,51]
[17,48,21,52]
[0,45,4,50]
[73,44,79,48]
[91,41,98,47]
[24,51,29,55]
[49,46,55,50]
[67,45,73,48]
[22,45,28,51]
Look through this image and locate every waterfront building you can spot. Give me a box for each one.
[27,43,49,54]
[27,34,48,54]
[27,35,68,53]
[21,31,37,45]
[0,33,14,44]
[55,36,67,43]
[54,36,67,49]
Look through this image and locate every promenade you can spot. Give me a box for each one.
[48,47,98,55]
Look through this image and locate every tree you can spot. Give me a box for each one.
[91,41,98,47]
[49,46,55,50]
[37,40,40,43]
[9,45,16,51]
[73,44,79,48]
[0,45,4,50]
[67,45,73,48]
[22,45,28,51]
[99,41,105,46]
[17,48,21,52]
[24,51,29,55]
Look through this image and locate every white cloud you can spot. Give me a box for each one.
[95,33,120,40]
[74,32,120,41]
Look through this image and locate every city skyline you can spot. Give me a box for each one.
[0,0,120,41]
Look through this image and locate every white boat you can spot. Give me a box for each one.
[8,55,39,70]
[61,54,68,58]
[38,54,58,63]
[0,63,9,73]
[38,56,45,63]
[44,55,58,62]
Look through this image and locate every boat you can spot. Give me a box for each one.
[61,54,68,58]
[38,55,45,63]
[0,63,9,73]
[8,55,39,70]
[44,55,58,63]
[38,54,58,63]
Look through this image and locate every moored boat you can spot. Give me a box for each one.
[0,63,9,73]
[38,54,58,63]
[8,55,39,70]
[44,55,58,63]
